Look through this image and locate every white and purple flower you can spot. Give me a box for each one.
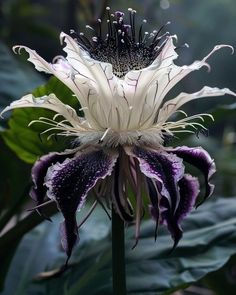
[2,8,236,260]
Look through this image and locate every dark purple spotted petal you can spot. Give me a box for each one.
[125,146,184,213]
[30,151,75,217]
[45,148,118,258]
[168,146,216,204]
[161,174,200,248]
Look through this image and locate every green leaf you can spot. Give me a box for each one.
[2,197,236,295]
[1,204,109,295]
[2,77,80,164]
[202,253,236,295]
[0,137,30,224]
[0,202,58,292]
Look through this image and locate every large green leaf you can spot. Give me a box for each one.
[0,138,30,216]
[2,197,236,295]
[2,77,80,164]
[202,253,236,295]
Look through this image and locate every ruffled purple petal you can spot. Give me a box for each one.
[168,146,216,204]
[45,148,118,258]
[161,174,200,248]
[30,151,75,216]
[126,146,184,213]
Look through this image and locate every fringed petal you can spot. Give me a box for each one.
[30,151,75,209]
[11,44,95,107]
[1,93,81,128]
[45,148,118,258]
[120,38,234,129]
[125,146,184,213]
[161,174,200,249]
[60,32,116,92]
[158,86,236,122]
[168,146,216,204]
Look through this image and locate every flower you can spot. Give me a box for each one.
[2,8,236,261]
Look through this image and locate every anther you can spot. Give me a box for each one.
[74,7,170,78]
[85,25,94,31]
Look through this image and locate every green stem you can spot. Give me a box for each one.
[112,208,126,295]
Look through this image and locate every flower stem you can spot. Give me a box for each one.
[112,208,127,295]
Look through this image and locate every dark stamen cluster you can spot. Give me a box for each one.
[72,7,170,78]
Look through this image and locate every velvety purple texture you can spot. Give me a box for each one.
[160,174,199,248]
[45,149,117,258]
[168,146,216,203]
[30,152,73,218]
[133,146,184,213]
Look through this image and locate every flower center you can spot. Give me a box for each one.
[72,7,170,78]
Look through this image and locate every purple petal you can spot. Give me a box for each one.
[161,174,200,248]
[168,146,216,204]
[59,216,78,262]
[30,151,75,215]
[177,174,200,221]
[45,148,118,258]
[126,146,184,213]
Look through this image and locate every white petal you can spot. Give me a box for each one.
[123,38,233,127]
[151,43,234,106]
[12,45,95,107]
[1,93,80,127]
[121,36,178,101]
[60,33,117,107]
[158,86,236,122]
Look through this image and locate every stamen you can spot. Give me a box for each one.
[72,8,170,78]
[99,128,111,143]
[77,200,98,229]
[85,25,94,31]
[27,199,54,211]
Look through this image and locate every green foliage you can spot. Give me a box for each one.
[0,0,58,42]
[2,197,236,295]
[202,254,236,295]
[2,77,80,163]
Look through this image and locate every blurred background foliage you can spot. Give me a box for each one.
[0,0,236,294]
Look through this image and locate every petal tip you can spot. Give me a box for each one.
[214,44,234,55]
[12,45,22,54]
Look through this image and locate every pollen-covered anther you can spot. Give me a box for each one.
[69,8,171,78]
